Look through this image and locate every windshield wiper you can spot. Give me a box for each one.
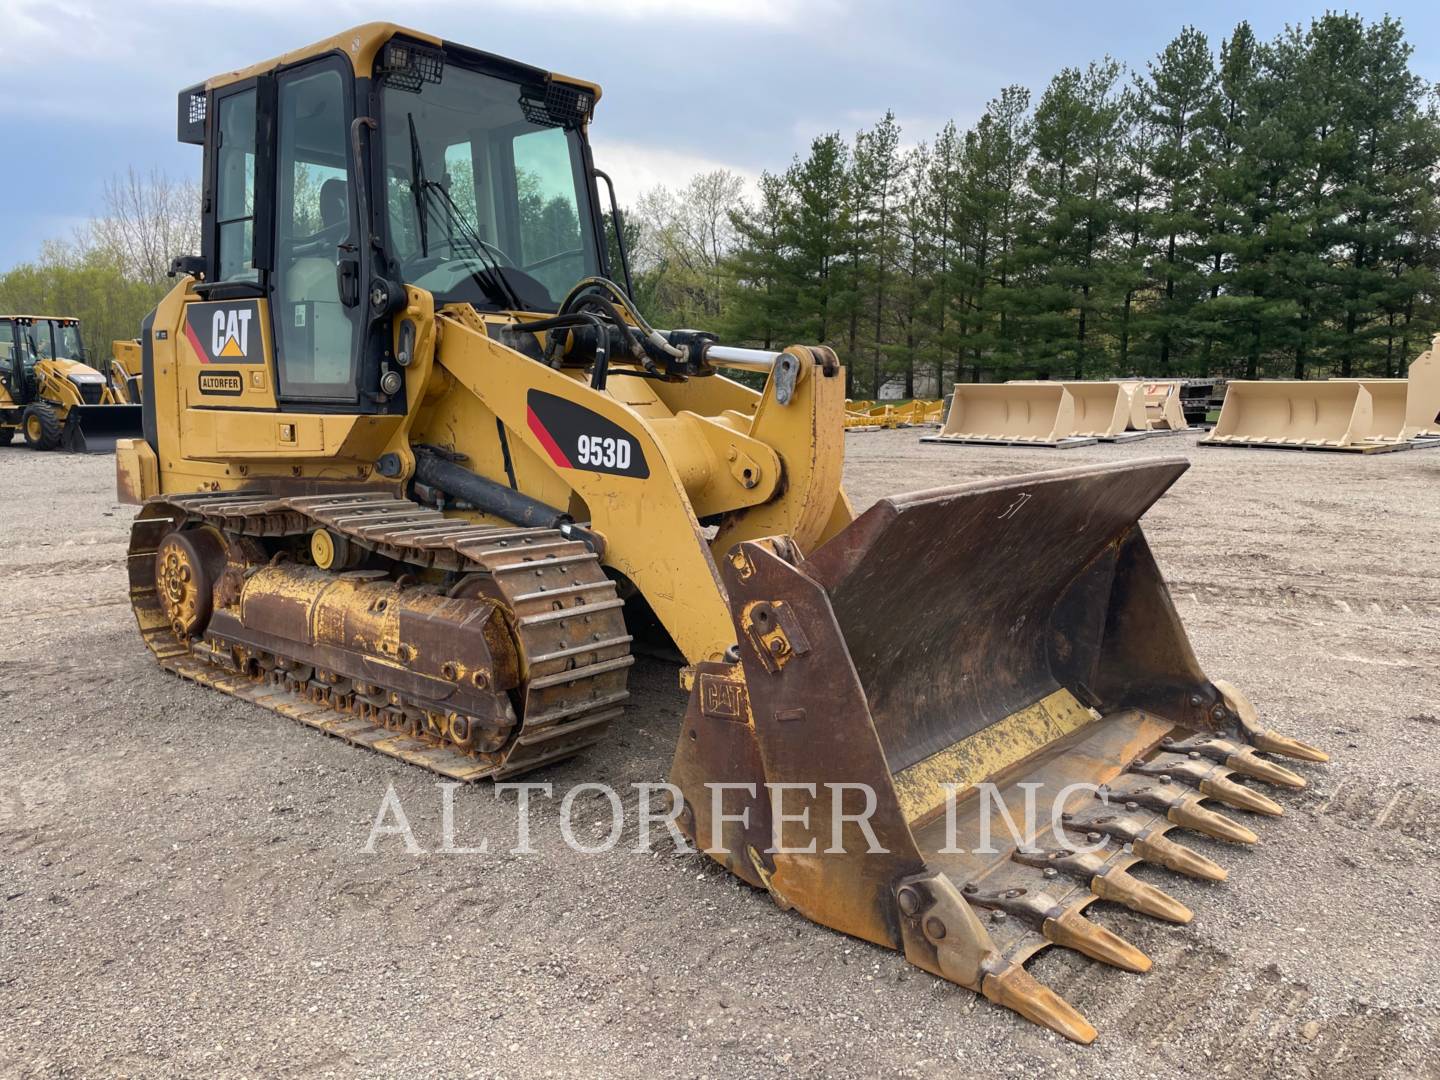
[407,113,430,258]
[406,112,524,311]
[422,181,525,311]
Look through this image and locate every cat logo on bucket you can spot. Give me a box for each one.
[183,300,263,364]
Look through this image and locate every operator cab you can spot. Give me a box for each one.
[175,24,610,416]
[0,319,32,404]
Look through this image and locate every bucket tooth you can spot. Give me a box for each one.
[1134,831,1228,882]
[1100,776,1258,845]
[1223,748,1307,789]
[1131,756,1283,816]
[1043,908,1151,973]
[1214,679,1330,763]
[1162,734,1306,789]
[1092,866,1193,924]
[1200,774,1284,817]
[1011,846,1195,925]
[1168,797,1259,845]
[1251,729,1330,763]
[981,960,1097,1044]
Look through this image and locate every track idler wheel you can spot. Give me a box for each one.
[155,527,226,639]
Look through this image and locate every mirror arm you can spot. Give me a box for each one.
[592,167,635,300]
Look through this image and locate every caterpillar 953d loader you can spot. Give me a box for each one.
[116,24,1325,1043]
[0,315,144,451]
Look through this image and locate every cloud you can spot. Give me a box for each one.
[0,0,142,66]
[589,138,760,202]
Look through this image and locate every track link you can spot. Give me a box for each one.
[128,488,634,780]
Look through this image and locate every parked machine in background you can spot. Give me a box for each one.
[114,22,1324,1042]
[0,315,143,451]
[107,339,145,405]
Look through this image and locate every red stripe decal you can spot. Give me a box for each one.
[184,321,210,364]
[527,404,573,468]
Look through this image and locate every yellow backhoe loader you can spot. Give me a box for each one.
[115,23,1324,1042]
[0,315,144,451]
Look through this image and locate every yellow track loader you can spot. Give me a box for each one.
[0,315,144,451]
[115,23,1324,1042]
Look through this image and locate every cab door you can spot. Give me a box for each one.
[176,56,397,460]
[268,57,363,408]
[180,78,280,416]
[0,319,20,406]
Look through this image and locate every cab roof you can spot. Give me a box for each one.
[202,22,600,102]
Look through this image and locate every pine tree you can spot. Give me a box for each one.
[1020,59,1127,377]
[923,122,967,392]
[852,112,904,395]
[723,172,794,348]
[1329,16,1438,375]
[890,145,934,397]
[1113,94,1157,375]
[785,133,851,353]
[1136,27,1219,374]
[1195,22,1261,376]
[959,87,1033,378]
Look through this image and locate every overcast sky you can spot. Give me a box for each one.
[1,0,1436,272]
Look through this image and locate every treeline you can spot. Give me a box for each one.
[0,169,198,359]
[623,14,1440,395]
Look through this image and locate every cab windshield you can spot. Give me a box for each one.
[381,58,602,311]
[52,322,84,360]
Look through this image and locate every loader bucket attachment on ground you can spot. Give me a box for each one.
[1116,383,1152,431]
[1405,336,1440,437]
[1138,381,1189,431]
[671,459,1324,1042]
[925,384,1083,446]
[1340,380,1409,442]
[1062,382,1131,437]
[1201,380,1396,451]
[61,403,144,453]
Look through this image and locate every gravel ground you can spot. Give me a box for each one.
[0,430,1436,1079]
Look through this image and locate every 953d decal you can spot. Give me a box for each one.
[527,389,650,479]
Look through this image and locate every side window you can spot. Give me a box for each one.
[511,127,585,299]
[30,322,53,359]
[215,89,257,282]
[273,65,359,400]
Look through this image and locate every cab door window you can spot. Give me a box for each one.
[0,320,13,387]
[271,62,360,401]
[215,89,258,282]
